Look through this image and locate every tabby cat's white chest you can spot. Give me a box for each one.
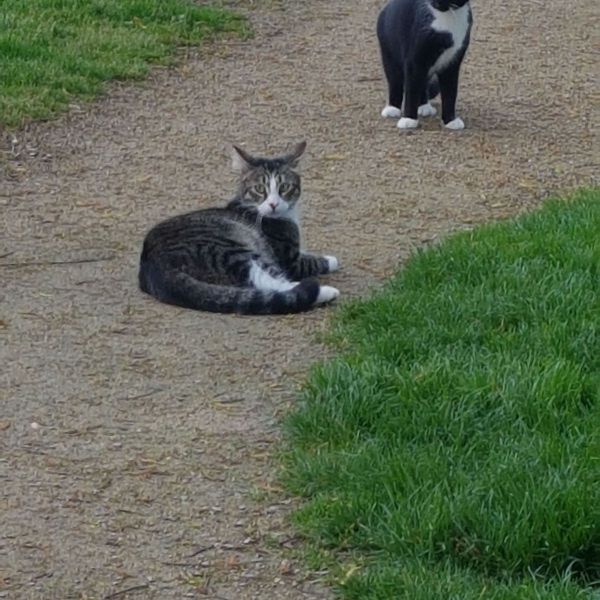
[429,4,470,74]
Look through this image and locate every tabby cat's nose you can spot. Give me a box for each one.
[269,202,277,211]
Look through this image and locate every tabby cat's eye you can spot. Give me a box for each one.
[255,183,266,195]
[280,183,294,195]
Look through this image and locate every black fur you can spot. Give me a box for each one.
[377,0,472,125]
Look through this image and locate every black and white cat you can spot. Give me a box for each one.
[377,0,473,130]
[139,143,340,315]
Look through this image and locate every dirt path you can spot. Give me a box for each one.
[1,0,597,598]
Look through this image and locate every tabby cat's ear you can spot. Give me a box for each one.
[231,145,256,172]
[285,141,307,167]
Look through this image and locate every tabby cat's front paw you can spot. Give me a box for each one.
[325,255,340,273]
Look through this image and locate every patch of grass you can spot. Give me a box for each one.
[283,189,600,598]
[0,0,246,128]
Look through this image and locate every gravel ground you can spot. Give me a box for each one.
[0,0,597,598]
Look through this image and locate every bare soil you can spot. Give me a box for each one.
[0,0,597,598]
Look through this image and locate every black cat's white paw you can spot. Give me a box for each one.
[397,117,419,130]
[381,105,402,119]
[418,103,437,117]
[445,117,465,130]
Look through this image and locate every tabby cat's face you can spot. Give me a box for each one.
[232,142,306,219]
[241,166,301,218]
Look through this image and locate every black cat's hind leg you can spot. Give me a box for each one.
[418,78,438,118]
[428,75,440,100]
[398,66,428,130]
[377,23,404,118]
[438,61,465,130]
[380,58,404,119]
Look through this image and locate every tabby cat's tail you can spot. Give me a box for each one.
[139,262,328,315]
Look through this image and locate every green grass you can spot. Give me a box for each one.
[0,0,245,128]
[283,189,600,599]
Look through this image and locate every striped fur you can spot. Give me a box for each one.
[138,143,340,315]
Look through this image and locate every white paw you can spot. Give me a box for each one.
[418,103,437,117]
[315,285,340,305]
[325,255,339,273]
[381,105,402,119]
[445,117,465,130]
[397,117,419,130]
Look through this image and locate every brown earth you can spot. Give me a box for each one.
[0,0,598,598]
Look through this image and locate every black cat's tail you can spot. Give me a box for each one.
[428,75,440,100]
[139,262,330,315]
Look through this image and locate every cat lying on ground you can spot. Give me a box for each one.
[139,142,340,315]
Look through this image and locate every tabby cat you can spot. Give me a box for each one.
[377,0,473,130]
[138,142,340,315]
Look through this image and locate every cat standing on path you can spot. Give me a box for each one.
[377,0,473,130]
[139,142,340,315]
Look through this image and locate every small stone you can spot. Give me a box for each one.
[279,559,294,576]
[30,422,41,430]
[225,554,240,569]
